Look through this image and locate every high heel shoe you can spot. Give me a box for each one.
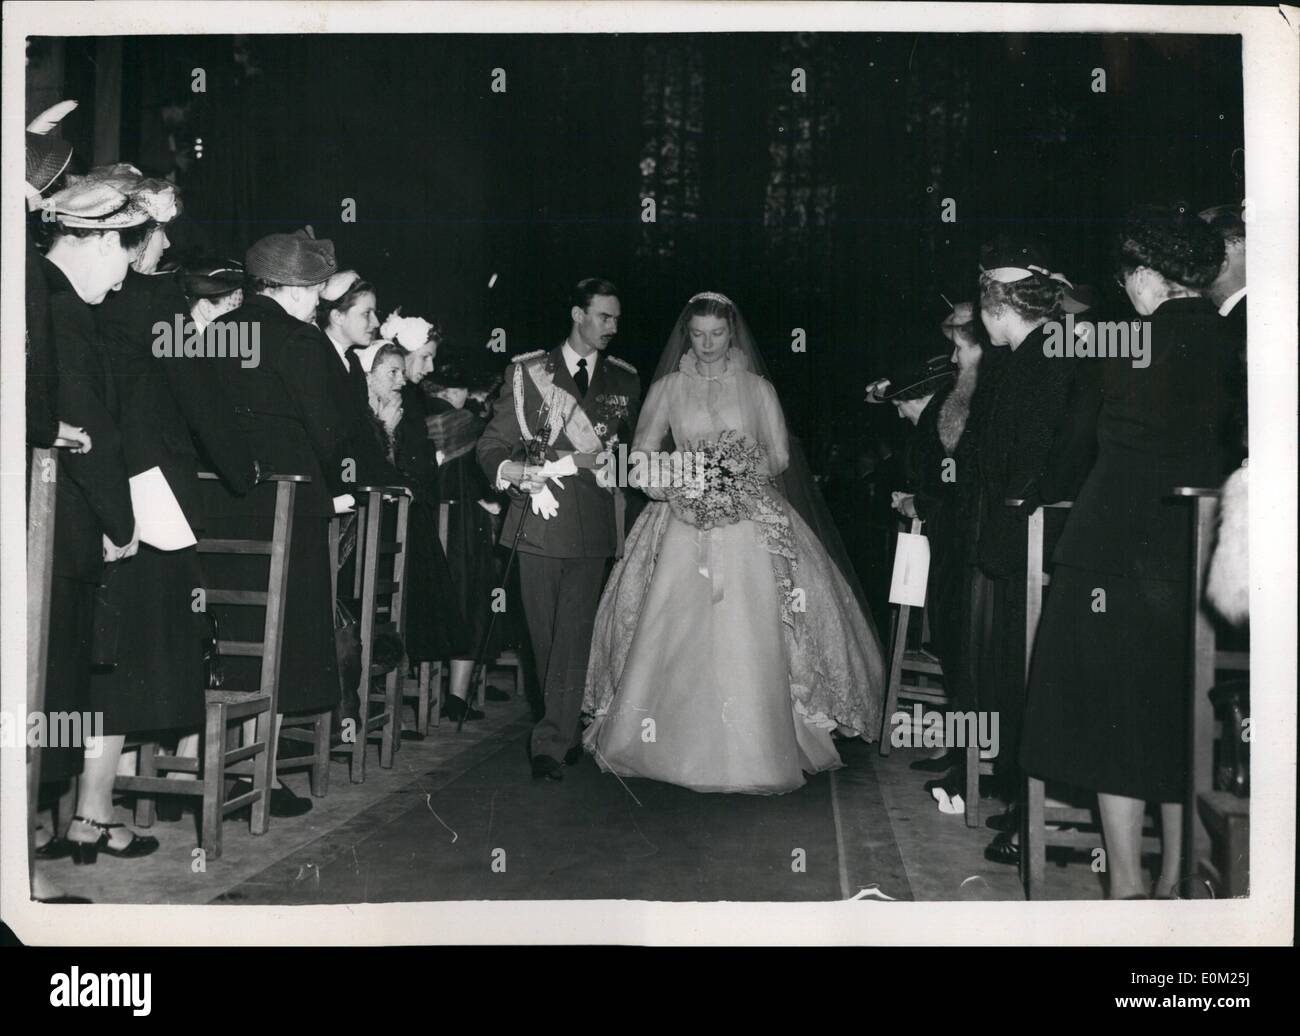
[67,816,159,865]
[34,834,75,860]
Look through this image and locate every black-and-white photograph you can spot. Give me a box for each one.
[2,1,1295,948]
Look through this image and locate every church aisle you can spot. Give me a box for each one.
[222,728,900,903]
[44,687,1105,905]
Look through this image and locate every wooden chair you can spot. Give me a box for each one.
[113,473,304,859]
[329,486,412,782]
[27,447,59,886]
[878,517,992,827]
[879,518,950,742]
[270,508,343,798]
[282,490,414,786]
[405,502,450,733]
[1174,487,1250,897]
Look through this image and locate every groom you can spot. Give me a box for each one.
[478,278,642,781]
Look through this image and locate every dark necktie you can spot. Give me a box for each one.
[574,356,589,395]
[346,348,365,379]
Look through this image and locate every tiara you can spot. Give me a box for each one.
[688,291,735,308]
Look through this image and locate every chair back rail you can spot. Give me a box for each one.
[879,517,956,752]
[337,486,412,781]
[113,471,307,856]
[26,447,59,880]
[1173,485,1249,894]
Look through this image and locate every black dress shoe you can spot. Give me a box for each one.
[34,837,75,860]
[563,745,585,767]
[983,831,1019,866]
[442,695,484,722]
[531,755,564,781]
[228,780,314,819]
[983,831,1071,868]
[66,817,160,865]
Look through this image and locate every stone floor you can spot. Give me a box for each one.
[35,678,1107,905]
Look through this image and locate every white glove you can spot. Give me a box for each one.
[536,454,579,489]
[332,493,356,514]
[529,484,560,519]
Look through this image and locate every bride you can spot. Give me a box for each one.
[582,292,885,794]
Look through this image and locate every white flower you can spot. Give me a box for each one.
[379,309,434,352]
[593,422,607,437]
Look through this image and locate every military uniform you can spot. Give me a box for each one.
[477,343,641,763]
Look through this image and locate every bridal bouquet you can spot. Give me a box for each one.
[665,430,770,531]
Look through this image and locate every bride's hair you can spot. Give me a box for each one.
[680,292,737,338]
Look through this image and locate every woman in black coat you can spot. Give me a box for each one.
[39,186,153,861]
[1020,210,1233,899]
[201,288,344,718]
[968,240,1080,836]
[91,249,258,741]
[198,229,348,817]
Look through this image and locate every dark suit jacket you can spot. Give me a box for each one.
[42,257,135,582]
[1053,296,1234,581]
[477,344,642,558]
[95,269,257,526]
[204,294,344,519]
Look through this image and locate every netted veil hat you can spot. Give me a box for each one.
[184,260,245,299]
[246,225,338,286]
[75,163,182,223]
[44,179,151,230]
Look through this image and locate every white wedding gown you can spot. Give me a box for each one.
[582,350,885,794]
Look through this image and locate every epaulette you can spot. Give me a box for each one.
[605,355,637,375]
[511,349,547,365]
